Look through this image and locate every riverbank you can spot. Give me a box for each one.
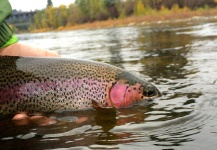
[31,7,217,33]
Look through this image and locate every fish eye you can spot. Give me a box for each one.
[143,86,156,97]
[147,90,155,97]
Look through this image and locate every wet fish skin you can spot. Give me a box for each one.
[0,56,161,116]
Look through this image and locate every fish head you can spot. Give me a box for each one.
[106,72,161,108]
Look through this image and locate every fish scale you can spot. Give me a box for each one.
[0,56,161,117]
[0,56,119,115]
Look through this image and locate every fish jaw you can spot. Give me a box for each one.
[120,83,144,107]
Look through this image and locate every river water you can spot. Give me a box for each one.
[1,17,217,150]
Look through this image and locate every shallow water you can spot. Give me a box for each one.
[1,17,217,149]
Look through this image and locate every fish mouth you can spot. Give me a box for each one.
[154,86,162,97]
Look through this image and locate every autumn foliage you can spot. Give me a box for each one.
[29,0,217,31]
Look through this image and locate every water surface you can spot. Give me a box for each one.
[1,17,217,149]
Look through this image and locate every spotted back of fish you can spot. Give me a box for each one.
[0,56,124,116]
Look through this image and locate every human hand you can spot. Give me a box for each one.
[0,43,60,57]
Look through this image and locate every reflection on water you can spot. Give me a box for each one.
[1,18,217,149]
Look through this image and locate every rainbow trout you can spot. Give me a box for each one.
[0,56,161,117]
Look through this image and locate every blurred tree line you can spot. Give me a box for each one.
[30,0,217,30]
